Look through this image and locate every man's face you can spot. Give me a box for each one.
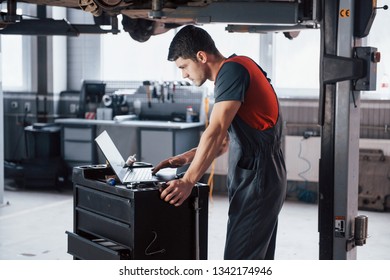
[175,56,207,87]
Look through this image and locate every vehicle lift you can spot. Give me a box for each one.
[0,0,387,259]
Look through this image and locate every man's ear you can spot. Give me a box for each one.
[196,51,207,63]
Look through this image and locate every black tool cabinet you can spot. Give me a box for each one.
[66,165,209,260]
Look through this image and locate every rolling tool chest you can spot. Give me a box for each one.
[66,165,209,260]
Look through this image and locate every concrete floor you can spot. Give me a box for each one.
[1,179,389,260]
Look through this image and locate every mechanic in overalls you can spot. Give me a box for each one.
[152,25,287,260]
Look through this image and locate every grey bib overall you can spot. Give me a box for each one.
[224,113,287,260]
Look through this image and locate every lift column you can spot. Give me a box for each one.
[319,0,379,259]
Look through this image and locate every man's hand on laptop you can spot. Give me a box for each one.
[152,148,197,175]
[151,156,186,175]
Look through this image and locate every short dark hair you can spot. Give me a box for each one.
[167,25,219,61]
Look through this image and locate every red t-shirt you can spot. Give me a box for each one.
[215,55,278,131]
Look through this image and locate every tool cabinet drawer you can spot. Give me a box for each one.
[66,231,130,260]
[64,142,93,161]
[64,127,94,141]
[76,207,134,248]
[76,185,133,223]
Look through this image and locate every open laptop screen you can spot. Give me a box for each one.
[95,130,129,181]
[95,130,177,184]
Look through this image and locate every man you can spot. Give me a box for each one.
[152,25,287,260]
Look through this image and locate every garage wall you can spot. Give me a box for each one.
[280,98,390,140]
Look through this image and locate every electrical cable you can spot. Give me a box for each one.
[297,138,312,182]
[296,137,317,203]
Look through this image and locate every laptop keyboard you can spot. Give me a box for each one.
[124,168,155,182]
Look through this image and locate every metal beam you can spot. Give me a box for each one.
[37,6,48,97]
[225,24,318,34]
[0,18,120,36]
[167,2,299,25]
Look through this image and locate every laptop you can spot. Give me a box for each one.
[95,130,177,184]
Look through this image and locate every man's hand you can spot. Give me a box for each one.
[159,179,193,207]
[152,155,187,175]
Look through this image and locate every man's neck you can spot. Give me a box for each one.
[209,54,226,82]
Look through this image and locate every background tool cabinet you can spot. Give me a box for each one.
[66,165,209,260]
[358,149,390,211]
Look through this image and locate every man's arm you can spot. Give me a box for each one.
[152,134,229,174]
[160,100,241,206]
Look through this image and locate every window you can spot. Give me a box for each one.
[101,22,260,86]
[274,29,320,98]
[1,35,25,90]
[101,22,261,98]
[272,2,390,100]
[363,0,390,100]
[101,16,177,82]
[1,3,34,91]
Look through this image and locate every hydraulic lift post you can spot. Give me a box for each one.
[318,0,378,259]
